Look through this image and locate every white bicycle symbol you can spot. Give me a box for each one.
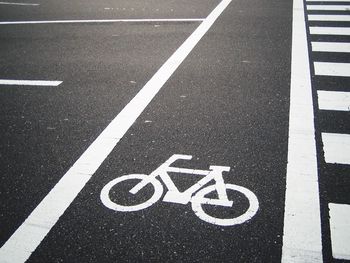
[100,154,259,226]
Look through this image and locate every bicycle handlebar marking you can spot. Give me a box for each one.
[100,154,259,226]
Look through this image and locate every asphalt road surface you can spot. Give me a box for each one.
[0,0,349,262]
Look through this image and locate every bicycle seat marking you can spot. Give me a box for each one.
[100,154,259,226]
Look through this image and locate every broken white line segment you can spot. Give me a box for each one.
[0,0,232,262]
[0,1,39,6]
[0,79,62,86]
[282,0,323,261]
[0,18,205,25]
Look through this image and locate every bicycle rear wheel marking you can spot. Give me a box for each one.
[191,184,259,226]
[100,174,163,212]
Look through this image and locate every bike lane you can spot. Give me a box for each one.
[6,0,292,261]
[0,1,209,260]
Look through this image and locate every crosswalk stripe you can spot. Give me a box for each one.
[322,133,350,164]
[329,203,350,260]
[318,90,350,111]
[307,0,350,2]
[309,15,350,22]
[314,62,350,77]
[312,42,350,52]
[307,5,350,11]
[310,27,350,35]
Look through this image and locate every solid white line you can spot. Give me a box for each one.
[322,133,350,164]
[314,62,350,77]
[310,27,350,35]
[0,1,39,6]
[0,79,62,86]
[282,0,323,261]
[0,18,205,25]
[312,42,350,52]
[307,5,350,11]
[0,0,232,262]
[309,15,350,22]
[329,203,350,260]
[318,90,350,111]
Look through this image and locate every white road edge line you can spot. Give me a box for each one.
[282,0,323,261]
[0,18,205,25]
[0,79,62,86]
[0,0,232,262]
[0,1,39,6]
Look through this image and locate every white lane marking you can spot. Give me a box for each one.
[310,27,350,35]
[307,5,350,11]
[282,0,323,261]
[0,18,205,25]
[308,15,350,22]
[314,62,350,77]
[317,90,350,111]
[329,203,350,260]
[0,0,232,262]
[322,133,350,164]
[0,79,62,86]
[0,1,39,6]
[307,0,350,2]
[312,42,350,53]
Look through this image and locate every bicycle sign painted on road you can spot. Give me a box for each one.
[100,154,259,226]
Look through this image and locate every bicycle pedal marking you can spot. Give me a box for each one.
[100,154,259,226]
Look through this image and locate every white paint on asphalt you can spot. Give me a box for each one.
[0,0,233,262]
[0,18,205,25]
[0,79,62,86]
[308,15,350,22]
[101,154,259,226]
[322,133,350,164]
[329,203,350,260]
[307,0,350,2]
[314,62,350,77]
[317,90,350,111]
[310,27,350,36]
[0,1,39,6]
[312,42,350,53]
[307,5,350,11]
[282,0,323,261]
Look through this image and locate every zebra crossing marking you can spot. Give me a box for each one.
[314,62,350,77]
[317,90,350,111]
[312,42,350,53]
[329,203,350,260]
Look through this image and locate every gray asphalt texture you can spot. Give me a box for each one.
[3,0,343,262]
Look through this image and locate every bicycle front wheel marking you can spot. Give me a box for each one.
[191,184,259,226]
[100,174,163,212]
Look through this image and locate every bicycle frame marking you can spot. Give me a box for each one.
[130,154,233,206]
[100,154,259,226]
